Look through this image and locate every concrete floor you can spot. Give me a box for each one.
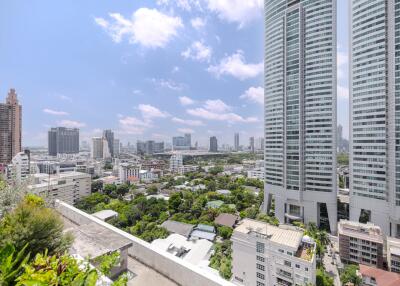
[127,256,178,286]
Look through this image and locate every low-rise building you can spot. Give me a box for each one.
[247,167,264,181]
[119,163,140,184]
[387,237,400,273]
[6,150,30,183]
[28,171,91,205]
[338,220,384,269]
[231,219,316,286]
[359,264,400,286]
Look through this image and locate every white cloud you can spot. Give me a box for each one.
[172,66,180,73]
[118,116,150,135]
[132,89,142,95]
[57,120,86,128]
[179,96,195,106]
[191,17,206,30]
[94,8,183,48]
[138,104,169,119]
[59,95,72,102]
[151,78,185,91]
[157,0,202,11]
[182,41,212,62]
[204,0,263,28]
[43,108,69,116]
[240,86,264,105]
[186,98,258,123]
[172,117,204,126]
[204,99,230,112]
[208,50,263,80]
[178,128,195,134]
[338,86,349,99]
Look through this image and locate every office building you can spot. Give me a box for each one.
[255,137,265,152]
[103,130,114,157]
[249,137,255,153]
[113,139,120,158]
[172,135,191,151]
[231,219,316,286]
[338,220,384,268]
[209,136,218,152]
[349,0,400,236]
[264,0,337,233]
[119,163,140,184]
[48,127,79,156]
[0,89,22,164]
[28,171,91,205]
[234,133,239,151]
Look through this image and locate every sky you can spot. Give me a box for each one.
[0,0,349,147]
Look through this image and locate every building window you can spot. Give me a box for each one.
[256,282,265,286]
[305,267,308,272]
[284,260,291,267]
[257,255,265,262]
[278,249,284,253]
[287,251,293,256]
[295,264,300,269]
[257,264,265,271]
[256,272,265,280]
[256,242,265,254]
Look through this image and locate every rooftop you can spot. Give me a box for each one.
[214,213,238,228]
[360,264,400,286]
[161,220,195,237]
[234,219,304,250]
[92,209,119,221]
[338,220,384,244]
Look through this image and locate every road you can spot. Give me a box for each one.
[322,244,341,286]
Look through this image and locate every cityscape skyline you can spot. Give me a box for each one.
[0,0,349,147]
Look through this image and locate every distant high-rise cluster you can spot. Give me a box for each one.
[48,127,79,156]
[0,89,22,164]
[91,129,120,160]
[137,140,165,155]
[172,133,191,150]
[234,133,239,151]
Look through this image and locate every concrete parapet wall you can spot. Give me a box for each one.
[54,200,234,286]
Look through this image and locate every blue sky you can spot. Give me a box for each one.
[0,0,349,147]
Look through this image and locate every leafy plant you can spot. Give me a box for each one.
[0,244,30,286]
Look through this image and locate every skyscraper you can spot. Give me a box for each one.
[48,127,79,156]
[184,133,191,148]
[264,0,337,233]
[249,136,255,153]
[92,137,103,159]
[0,89,22,164]
[209,136,218,152]
[234,133,239,151]
[349,0,400,236]
[103,130,114,158]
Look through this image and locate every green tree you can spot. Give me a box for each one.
[146,185,158,195]
[0,195,72,256]
[103,184,117,196]
[75,193,110,213]
[209,166,224,175]
[217,226,233,240]
[340,265,362,286]
[316,267,334,286]
[117,184,130,196]
[168,192,183,214]
[91,180,103,192]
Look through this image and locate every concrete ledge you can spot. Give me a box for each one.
[54,200,235,286]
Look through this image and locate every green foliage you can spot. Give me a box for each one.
[0,195,72,257]
[94,251,121,276]
[209,166,224,175]
[168,192,183,214]
[91,181,103,192]
[256,213,279,226]
[316,267,334,286]
[116,184,129,196]
[129,221,169,242]
[16,251,127,286]
[75,193,110,213]
[146,185,158,195]
[340,265,362,286]
[337,152,349,166]
[103,184,117,197]
[240,206,259,219]
[209,241,232,280]
[0,244,30,286]
[304,223,329,258]
[217,226,233,239]
[103,162,113,170]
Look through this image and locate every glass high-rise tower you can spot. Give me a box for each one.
[264,0,337,233]
[350,0,400,236]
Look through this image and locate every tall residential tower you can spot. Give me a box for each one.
[350,0,400,236]
[264,0,337,233]
[0,89,22,164]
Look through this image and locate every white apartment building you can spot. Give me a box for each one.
[387,237,400,274]
[27,171,91,205]
[349,0,400,237]
[232,219,316,286]
[6,151,30,183]
[119,163,140,184]
[170,153,183,173]
[247,168,265,181]
[264,0,338,233]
